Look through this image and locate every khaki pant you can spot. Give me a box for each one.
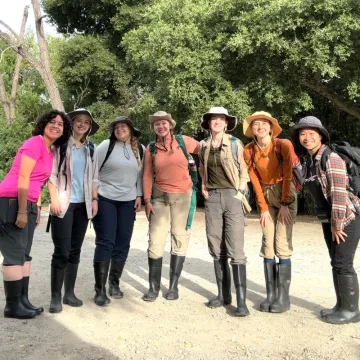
[260,183,297,259]
[148,188,192,259]
[205,189,246,265]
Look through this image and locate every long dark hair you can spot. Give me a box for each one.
[32,109,72,147]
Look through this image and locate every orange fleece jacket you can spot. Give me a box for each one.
[243,139,293,213]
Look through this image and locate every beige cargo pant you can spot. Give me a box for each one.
[148,188,192,259]
[260,183,297,259]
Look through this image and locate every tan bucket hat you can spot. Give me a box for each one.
[201,106,237,131]
[243,111,282,138]
[149,111,176,129]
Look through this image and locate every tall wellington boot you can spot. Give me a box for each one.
[142,258,162,302]
[166,255,185,300]
[94,261,111,306]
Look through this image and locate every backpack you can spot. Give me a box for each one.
[99,139,144,171]
[250,138,303,191]
[149,134,198,229]
[320,141,360,197]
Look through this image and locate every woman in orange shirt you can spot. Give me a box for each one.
[243,111,297,313]
[142,111,199,302]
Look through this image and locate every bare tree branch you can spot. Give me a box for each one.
[301,80,360,120]
[0,74,10,124]
[9,5,30,123]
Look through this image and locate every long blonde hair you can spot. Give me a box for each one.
[131,134,142,167]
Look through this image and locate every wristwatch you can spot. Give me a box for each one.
[280,201,290,206]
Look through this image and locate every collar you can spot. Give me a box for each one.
[314,144,327,161]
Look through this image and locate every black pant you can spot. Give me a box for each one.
[322,215,360,275]
[51,203,89,269]
[93,195,135,262]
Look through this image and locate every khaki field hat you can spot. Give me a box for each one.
[149,111,176,129]
[109,116,141,138]
[243,111,282,138]
[67,108,99,136]
[201,106,237,131]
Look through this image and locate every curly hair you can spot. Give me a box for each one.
[32,109,72,147]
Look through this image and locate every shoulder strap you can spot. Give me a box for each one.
[230,136,240,172]
[274,138,283,164]
[88,141,95,161]
[149,141,156,155]
[320,146,332,171]
[100,139,116,171]
[175,133,190,159]
[58,143,67,175]
[138,141,144,161]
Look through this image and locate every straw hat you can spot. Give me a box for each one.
[243,111,282,138]
[201,106,237,131]
[149,111,176,129]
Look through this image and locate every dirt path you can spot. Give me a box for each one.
[0,210,360,360]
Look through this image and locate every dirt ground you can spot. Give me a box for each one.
[0,209,360,360]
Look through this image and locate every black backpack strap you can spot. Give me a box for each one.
[57,143,67,175]
[88,141,95,161]
[320,146,332,171]
[138,141,144,161]
[100,139,116,171]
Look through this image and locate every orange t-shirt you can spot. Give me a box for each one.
[143,135,199,200]
[243,139,293,213]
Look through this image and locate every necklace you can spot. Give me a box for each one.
[255,140,271,161]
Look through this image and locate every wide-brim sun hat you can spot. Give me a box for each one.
[201,106,237,131]
[289,116,330,144]
[149,111,176,129]
[109,116,142,138]
[66,108,99,136]
[243,111,282,138]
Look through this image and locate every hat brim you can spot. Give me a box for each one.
[289,123,330,144]
[201,113,237,131]
[243,114,282,138]
[149,115,176,129]
[67,109,99,136]
[109,119,141,138]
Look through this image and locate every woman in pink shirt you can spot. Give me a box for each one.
[142,111,199,302]
[0,110,71,319]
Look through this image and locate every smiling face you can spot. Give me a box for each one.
[299,128,322,154]
[43,115,64,143]
[72,115,92,138]
[153,119,171,137]
[209,114,227,135]
[114,122,131,142]
[251,119,272,140]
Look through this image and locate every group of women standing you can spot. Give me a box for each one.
[0,106,359,326]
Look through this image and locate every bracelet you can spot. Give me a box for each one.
[17,210,27,214]
[280,201,290,207]
[92,197,99,201]
[37,206,41,209]
[144,200,151,205]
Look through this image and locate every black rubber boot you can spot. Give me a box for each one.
[166,255,185,300]
[108,260,126,299]
[142,258,162,302]
[94,261,111,306]
[321,269,341,318]
[21,276,44,315]
[63,263,83,307]
[4,280,37,319]
[260,262,277,312]
[207,259,232,308]
[324,273,360,324]
[232,264,250,316]
[270,264,291,313]
[49,266,66,313]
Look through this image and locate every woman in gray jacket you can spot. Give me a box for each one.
[48,108,100,313]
